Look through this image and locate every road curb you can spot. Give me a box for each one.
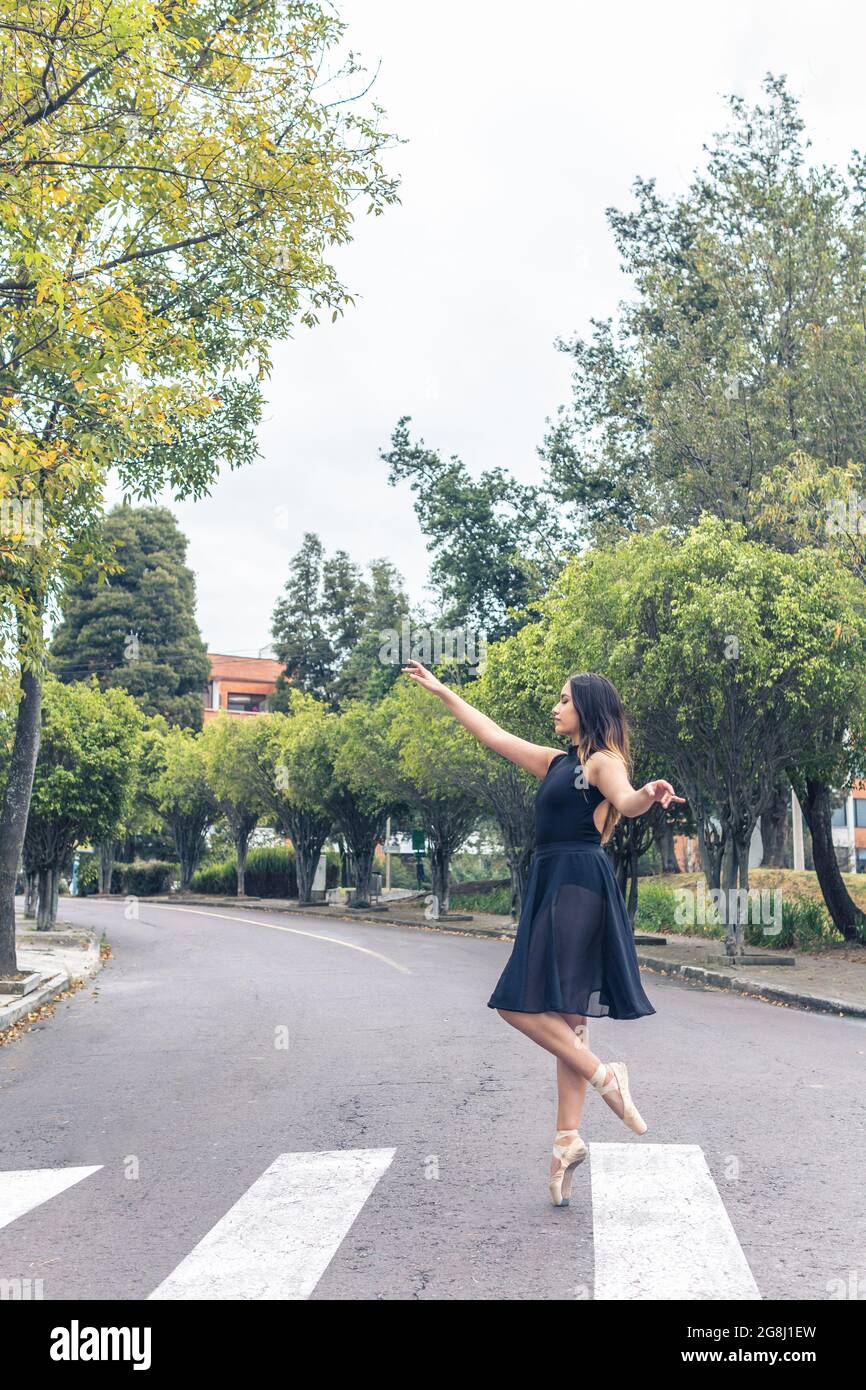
[0,969,73,1033]
[72,897,866,1020]
[0,927,104,1036]
[635,951,866,1019]
[130,895,518,940]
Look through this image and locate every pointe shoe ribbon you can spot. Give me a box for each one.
[549,1128,588,1207]
[589,1060,648,1135]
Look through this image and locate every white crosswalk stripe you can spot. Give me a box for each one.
[590,1143,761,1299]
[147,1148,396,1300]
[0,1146,761,1299]
[0,1165,103,1231]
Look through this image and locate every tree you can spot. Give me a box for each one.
[537,76,866,931]
[359,681,482,916]
[382,415,566,640]
[270,533,413,708]
[541,518,866,949]
[50,505,210,728]
[0,0,401,975]
[326,702,399,907]
[542,74,866,543]
[23,678,143,929]
[200,715,264,897]
[250,697,333,904]
[467,627,550,917]
[152,728,218,891]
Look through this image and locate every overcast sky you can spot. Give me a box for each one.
[110,1,866,656]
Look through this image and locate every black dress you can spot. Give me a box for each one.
[486,746,656,1020]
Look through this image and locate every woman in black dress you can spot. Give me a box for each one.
[402,661,684,1207]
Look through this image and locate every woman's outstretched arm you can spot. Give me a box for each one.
[584,749,686,817]
[402,659,560,780]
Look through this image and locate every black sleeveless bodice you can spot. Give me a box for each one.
[535,745,606,846]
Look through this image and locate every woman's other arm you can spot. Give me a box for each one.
[401,659,559,780]
[584,749,686,817]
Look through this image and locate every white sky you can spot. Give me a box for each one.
[111,0,866,655]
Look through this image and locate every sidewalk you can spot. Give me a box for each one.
[135,892,866,1021]
[0,920,104,1036]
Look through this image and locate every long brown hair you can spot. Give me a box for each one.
[567,671,632,844]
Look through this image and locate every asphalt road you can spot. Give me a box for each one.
[1,897,863,1301]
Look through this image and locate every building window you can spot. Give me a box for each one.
[831,803,848,828]
[854,799,866,829]
[857,848,866,874]
[227,692,266,713]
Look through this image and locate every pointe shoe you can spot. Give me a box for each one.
[589,1060,648,1135]
[548,1128,588,1207]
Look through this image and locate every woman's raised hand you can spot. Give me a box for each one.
[401,658,446,695]
[644,779,686,809]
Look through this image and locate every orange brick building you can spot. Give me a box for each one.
[203,653,284,722]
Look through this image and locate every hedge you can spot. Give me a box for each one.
[189,844,340,898]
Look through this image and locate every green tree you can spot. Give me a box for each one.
[270,533,412,708]
[355,681,482,916]
[200,715,264,897]
[541,517,866,947]
[382,415,566,640]
[250,697,333,904]
[326,702,399,906]
[24,678,143,928]
[50,505,210,728]
[151,727,218,891]
[542,74,866,542]
[541,74,866,918]
[0,0,401,974]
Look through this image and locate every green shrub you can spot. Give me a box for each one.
[633,883,692,936]
[634,879,840,948]
[75,856,100,896]
[115,860,178,895]
[743,889,837,949]
[456,886,512,915]
[189,845,341,897]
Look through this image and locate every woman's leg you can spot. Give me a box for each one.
[496,1007,628,1133]
[550,1013,589,1177]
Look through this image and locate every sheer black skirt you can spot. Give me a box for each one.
[486,841,656,1020]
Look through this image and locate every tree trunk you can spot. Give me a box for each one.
[0,668,42,975]
[97,840,116,895]
[721,837,739,953]
[234,832,249,897]
[284,810,330,905]
[24,871,38,918]
[653,819,679,873]
[697,821,725,890]
[349,843,375,906]
[626,834,640,924]
[760,781,790,867]
[295,850,312,903]
[429,845,451,916]
[36,865,59,931]
[506,845,533,921]
[801,778,865,942]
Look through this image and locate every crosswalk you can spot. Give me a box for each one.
[1,1144,761,1299]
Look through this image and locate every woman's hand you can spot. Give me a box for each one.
[643,779,686,809]
[401,658,447,696]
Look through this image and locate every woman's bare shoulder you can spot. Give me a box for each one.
[583,748,626,783]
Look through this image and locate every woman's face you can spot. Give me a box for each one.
[552,682,580,739]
